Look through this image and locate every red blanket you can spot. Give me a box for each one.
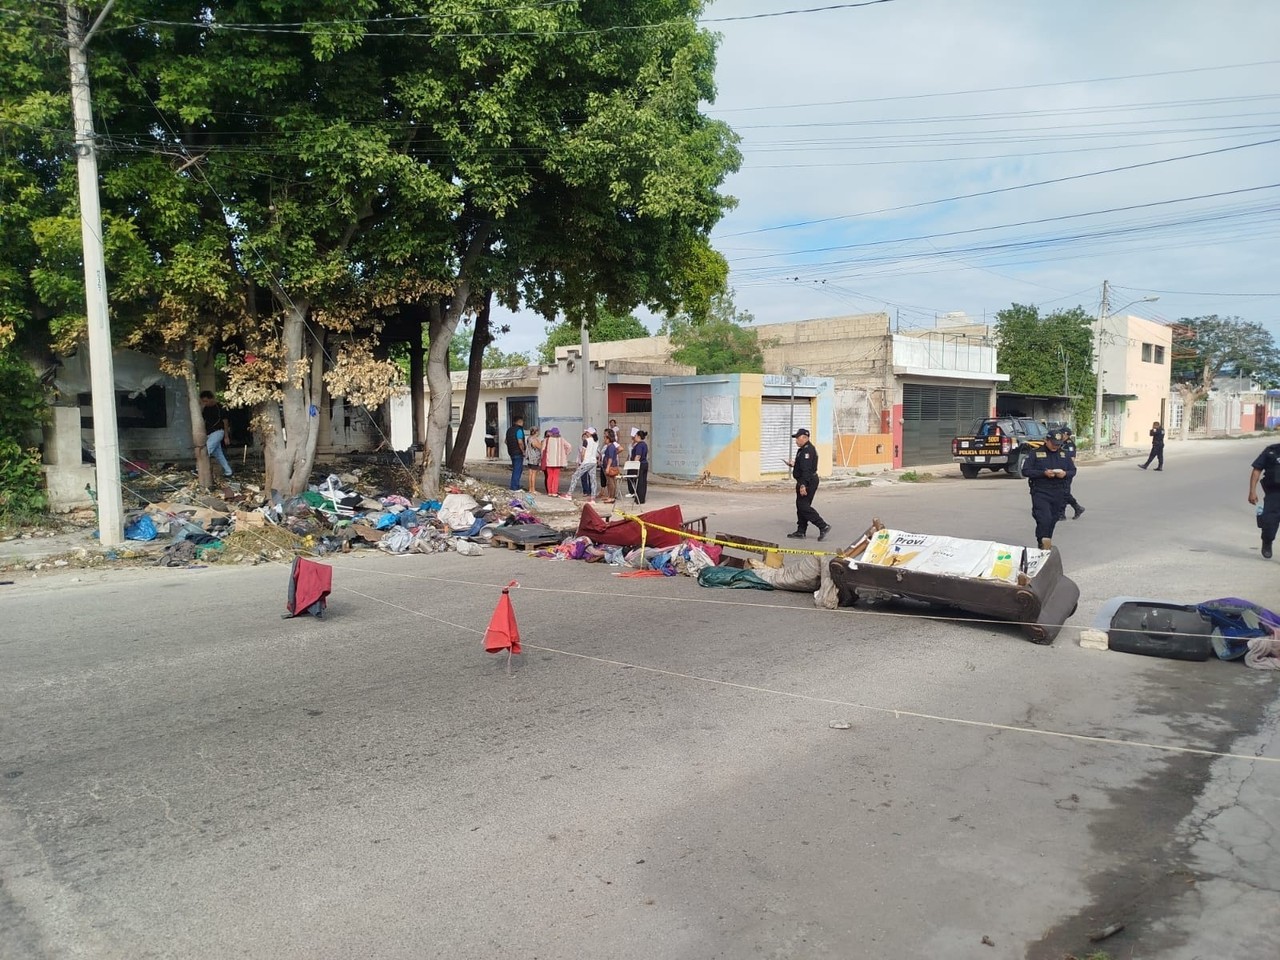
[575,503,685,549]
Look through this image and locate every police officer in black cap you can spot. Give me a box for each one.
[1056,426,1085,521]
[785,427,831,542]
[1023,428,1076,549]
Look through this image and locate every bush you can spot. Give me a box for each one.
[0,436,46,524]
[0,350,47,525]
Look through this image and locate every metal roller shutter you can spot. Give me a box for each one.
[901,384,990,466]
[761,399,811,473]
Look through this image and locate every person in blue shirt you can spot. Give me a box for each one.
[504,415,526,491]
[1023,429,1076,549]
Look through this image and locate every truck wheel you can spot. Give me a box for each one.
[959,464,980,479]
[1004,451,1021,476]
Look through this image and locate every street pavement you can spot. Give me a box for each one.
[2,439,1277,959]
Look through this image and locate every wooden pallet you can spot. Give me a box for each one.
[491,533,563,552]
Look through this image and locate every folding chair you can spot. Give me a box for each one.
[619,461,641,502]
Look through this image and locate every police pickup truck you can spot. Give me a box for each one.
[951,417,1050,478]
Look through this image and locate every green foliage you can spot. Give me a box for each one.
[482,345,532,369]
[664,288,765,374]
[0,437,46,524]
[537,310,651,364]
[1,1,740,493]
[995,303,1097,431]
[0,349,46,524]
[1172,315,1280,391]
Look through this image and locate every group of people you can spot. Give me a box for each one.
[503,416,649,505]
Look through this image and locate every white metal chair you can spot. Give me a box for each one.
[619,461,641,502]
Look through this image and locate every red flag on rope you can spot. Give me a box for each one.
[483,581,521,655]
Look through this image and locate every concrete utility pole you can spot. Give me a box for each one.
[66,2,123,545]
[1092,280,1110,456]
[580,317,591,431]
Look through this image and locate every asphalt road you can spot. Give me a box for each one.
[2,439,1277,960]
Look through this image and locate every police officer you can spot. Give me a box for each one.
[1056,426,1085,521]
[1024,429,1075,549]
[1247,439,1280,559]
[785,428,831,542]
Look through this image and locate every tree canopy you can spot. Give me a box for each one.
[537,310,650,364]
[0,1,740,495]
[1171,315,1280,392]
[662,288,765,374]
[994,303,1097,429]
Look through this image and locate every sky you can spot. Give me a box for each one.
[495,0,1280,357]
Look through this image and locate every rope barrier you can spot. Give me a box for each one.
[49,458,1280,768]
[617,511,840,558]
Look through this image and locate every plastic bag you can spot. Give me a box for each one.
[124,514,158,541]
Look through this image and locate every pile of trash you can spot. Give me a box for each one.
[123,470,554,566]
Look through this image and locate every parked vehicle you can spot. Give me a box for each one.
[951,417,1050,478]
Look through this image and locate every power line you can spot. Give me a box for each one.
[719,135,1280,238]
[708,58,1280,114]
[124,0,899,40]
[723,183,1280,264]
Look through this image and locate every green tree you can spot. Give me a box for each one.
[537,310,650,365]
[661,288,766,374]
[1,1,739,496]
[994,304,1097,432]
[1171,315,1280,439]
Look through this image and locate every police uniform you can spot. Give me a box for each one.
[787,429,830,541]
[1250,442,1280,556]
[1023,431,1076,548]
[1056,431,1085,521]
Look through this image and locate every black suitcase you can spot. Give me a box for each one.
[1107,602,1213,661]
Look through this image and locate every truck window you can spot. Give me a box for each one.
[1018,419,1047,439]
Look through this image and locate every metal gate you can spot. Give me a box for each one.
[901,384,989,466]
[761,399,811,473]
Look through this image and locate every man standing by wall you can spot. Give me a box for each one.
[1248,439,1280,559]
[505,415,526,491]
[1139,421,1165,470]
[785,428,831,542]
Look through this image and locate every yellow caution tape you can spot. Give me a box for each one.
[617,512,839,557]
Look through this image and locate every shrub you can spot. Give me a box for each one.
[0,436,46,524]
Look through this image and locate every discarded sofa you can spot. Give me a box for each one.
[575,503,686,550]
[827,524,1080,644]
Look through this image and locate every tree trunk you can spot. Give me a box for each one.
[409,330,425,449]
[262,298,321,495]
[183,345,212,490]
[447,289,493,473]
[422,296,465,498]
[420,226,490,497]
[1177,383,1205,442]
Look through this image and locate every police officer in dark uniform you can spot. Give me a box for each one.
[1247,440,1280,559]
[1056,426,1085,521]
[785,428,831,542]
[1023,429,1075,549]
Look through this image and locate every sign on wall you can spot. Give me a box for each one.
[701,395,734,424]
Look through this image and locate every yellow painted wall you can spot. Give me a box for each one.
[833,433,894,469]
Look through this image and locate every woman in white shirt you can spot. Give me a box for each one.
[567,428,599,501]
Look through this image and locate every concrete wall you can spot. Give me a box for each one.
[651,374,835,482]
